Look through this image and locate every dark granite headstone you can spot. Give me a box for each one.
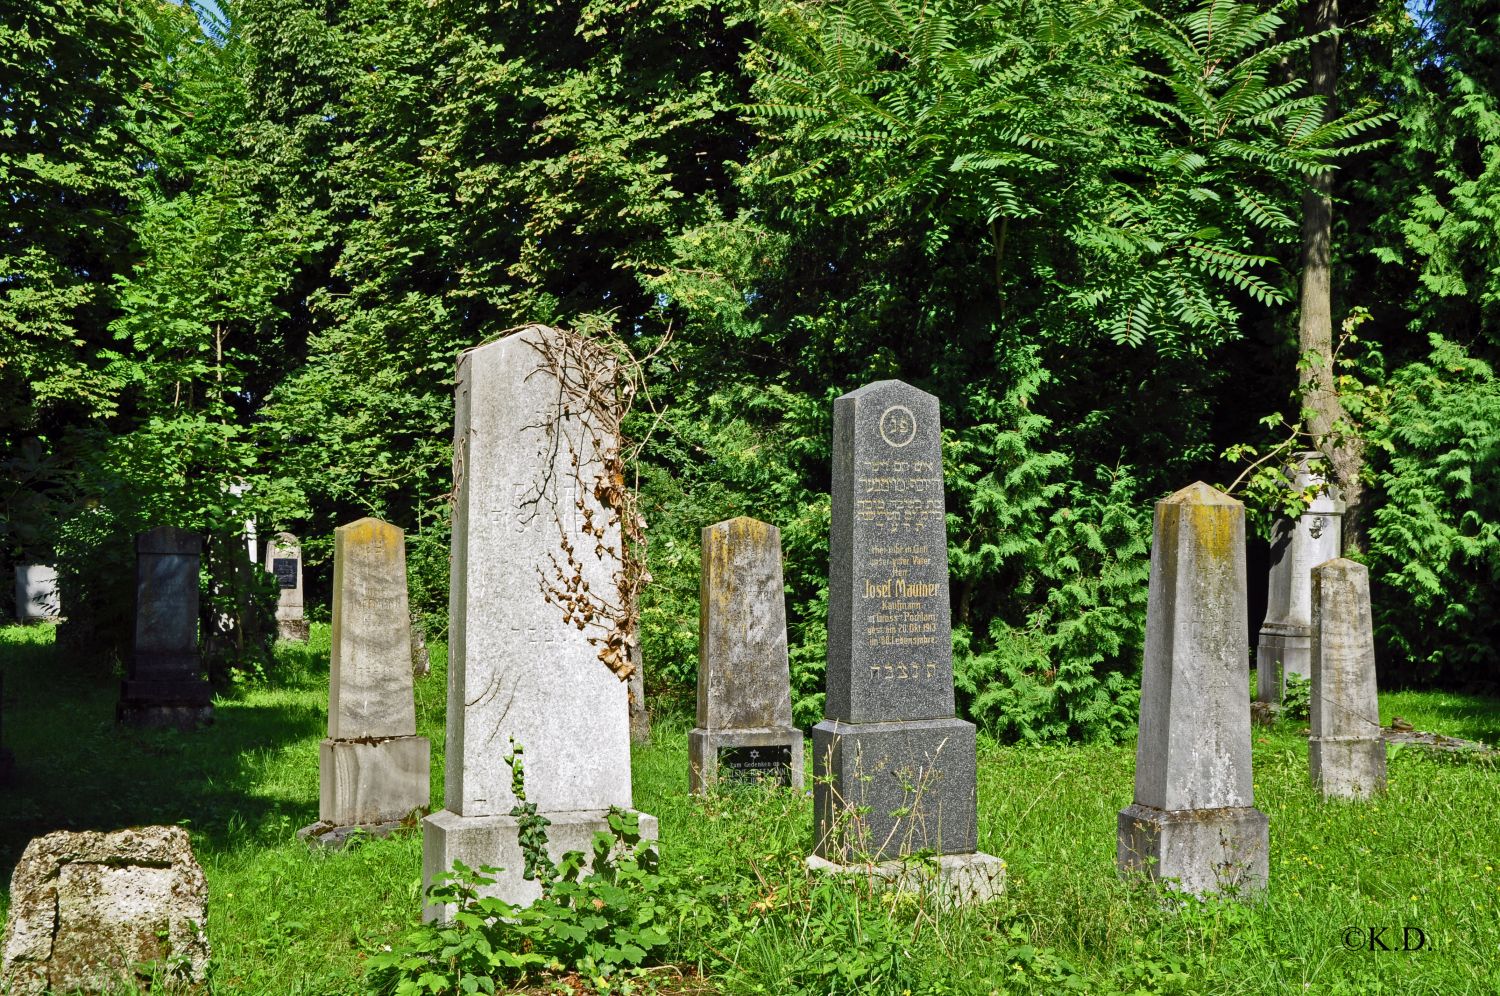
[811,382,1002,902]
[0,671,13,785]
[117,527,212,729]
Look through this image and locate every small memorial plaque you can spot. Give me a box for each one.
[272,558,298,589]
[718,744,793,785]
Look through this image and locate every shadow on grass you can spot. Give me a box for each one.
[0,625,329,891]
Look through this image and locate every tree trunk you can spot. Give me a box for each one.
[1297,0,1364,551]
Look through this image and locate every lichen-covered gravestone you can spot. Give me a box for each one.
[689,516,803,792]
[1309,558,1387,799]
[0,826,210,995]
[12,564,60,623]
[1255,452,1343,707]
[299,519,431,847]
[1118,482,1268,897]
[264,531,309,642]
[809,379,1003,903]
[423,325,656,919]
[117,527,213,729]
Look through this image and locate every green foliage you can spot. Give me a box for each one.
[369,747,673,994]
[1365,335,1500,680]
[1282,671,1311,721]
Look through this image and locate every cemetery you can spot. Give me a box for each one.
[4,1,1500,993]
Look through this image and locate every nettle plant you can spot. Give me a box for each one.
[368,742,672,995]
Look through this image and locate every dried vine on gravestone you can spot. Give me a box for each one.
[522,322,666,687]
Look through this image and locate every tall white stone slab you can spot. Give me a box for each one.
[423,325,655,918]
[301,519,430,848]
[1256,452,1344,705]
[1118,482,1268,897]
[12,565,59,623]
[264,532,308,642]
[1309,558,1386,799]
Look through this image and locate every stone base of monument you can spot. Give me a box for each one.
[806,851,1005,905]
[1310,737,1387,799]
[277,618,310,642]
[1255,626,1310,704]
[688,727,804,793]
[296,818,410,849]
[1249,699,1281,727]
[812,717,978,860]
[320,736,430,826]
[1117,803,1269,897]
[117,678,214,730]
[421,808,659,922]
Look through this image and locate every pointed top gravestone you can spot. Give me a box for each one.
[810,379,1003,904]
[1309,558,1386,799]
[689,516,802,792]
[1118,482,1267,896]
[300,518,430,847]
[423,325,656,919]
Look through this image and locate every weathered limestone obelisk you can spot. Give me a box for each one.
[1309,558,1386,799]
[264,532,309,642]
[423,325,656,919]
[809,379,1003,902]
[117,527,213,729]
[689,516,803,792]
[1255,452,1343,706]
[299,519,431,847]
[1118,483,1268,896]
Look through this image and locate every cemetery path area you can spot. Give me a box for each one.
[3,623,1500,993]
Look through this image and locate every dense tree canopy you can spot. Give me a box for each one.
[3,0,1496,734]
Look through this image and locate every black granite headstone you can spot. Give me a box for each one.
[117,527,212,729]
[814,380,978,861]
[719,744,794,785]
[272,558,298,589]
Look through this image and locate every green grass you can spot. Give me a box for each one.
[3,624,1500,994]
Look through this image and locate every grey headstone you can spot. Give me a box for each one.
[1309,558,1386,799]
[12,565,59,623]
[810,380,1001,902]
[1256,452,1344,705]
[0,826,210,995]
[264,532,308,642]
[303,518,430,845]
[628,642,650,745]
[117,527,212,729]
[1118,482,1268,897]
[423,326,655,918]
[689,517,803,792]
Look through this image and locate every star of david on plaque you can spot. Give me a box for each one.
[879,405,917,448]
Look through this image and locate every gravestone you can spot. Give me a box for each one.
[299,519,431,848]
[423,325,656,919]
[264,532,309,642]
[13,565,60,623]
[1255,452,1343,706]
[809,380,1003,903]
[1309,558,1386,799]
[410,610,432,678]
[117,527,212,729]
[689,516,803,793]
[628,644,650,744]
[1118,482,1268,897]
[0,826,210,995]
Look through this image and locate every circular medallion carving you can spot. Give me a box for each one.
[879,405,917,448]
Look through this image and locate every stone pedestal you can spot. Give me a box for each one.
[809,380,999,901]
[423,326,653,918]
[1255,453,1343,706]
[1309,558,1386,799]
[1117,804,1269,896]
[302,519,431,847]
[690,517,803,792]
[118,528,212,730]
[13,565,59,624]
[1118,483,1267,898]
